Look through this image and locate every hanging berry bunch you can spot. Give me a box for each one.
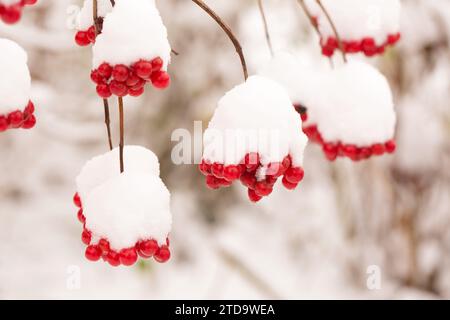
[74,146,172,266]
[200,76,308,203]
[74,0,113,47]
[0,38,36,132]
[0,0,37,24]
[303,0,401,57]
[91,0,171,99]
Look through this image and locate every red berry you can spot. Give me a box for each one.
[106,251,121,267]
[97,63,113,79]
[248,189,262,203]
[371,144,385,156]
[151,57,163,71]
[323,143,338,161]
[81,229,91,245]
[119,248,138,266]
[211,163,224,178]
[25,101,35,114]
[75,31,90,46]
[284,167,304,184]
[151,71,170,89]
[126,72,140,87]
[223,165,242,181]
[137,239,158,258]
[255,181,273,197]
[360,147,372,159]
[73,192,82,208]
[8,111,23,128]
[362,37,377,56]
[90,70,105,84]
[0,116,8,132]
[385,140,396,154]
[133,60,153,79]
[77,209,85,224]
[343,145,358,161]
[87,25,96,43]
[240,172,256,189]
[98,239,110,253]
[198,160,211,176]
[154,245,171,263]
[96,84,112,98]
[128,87,144,97]
[244,153,259,171]
[206,175,220,190]
[109,80,128,97]
[21,115,36,129]
[85,245,102,262]
[112,64,129,82]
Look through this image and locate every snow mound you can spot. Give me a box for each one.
[84,172,172,250]
[203,75,308,167]
[306,0,401,45]
[92,0,171,70]
[0,38,31,114]
[314,60,396,146]
[76,145,160,201]
[75,0,113,31]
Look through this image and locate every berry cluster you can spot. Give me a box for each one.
[199,153,305,203]
[75,24,98,47]
[0,0,37,24]
[321,33,401,57]
[73,192,171,267]
[0,101,36,132]
[91,58,170,98]
[303,123,396,161]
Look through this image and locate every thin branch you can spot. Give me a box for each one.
[118,97,125,173]
[315,0,347,63]
[257,0,274,57]
[171,49,179,56]
[296,0,322,39]
[93,0,113,150]
[191,0,248,80]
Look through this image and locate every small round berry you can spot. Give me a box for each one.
[96,84,112,98]
[255,181,273,197]
[8,111,24,128]
[133,60,153,79]
[81,229,91,245]
[112,64,129,82]
[343,145,358,161]
[73,192,82,208]
[285,167,305,184]
[106,251,121,267]
[240,172,257,189]
[77,209,86,224]
[360,147,372,159]
[119,248,138,266]
[21,115,36,129]
[137,239,158,258]
[371,144,385,156]
[198,160,211,176]
[75,31,90,46]
[85,245,102,262]
[109,80,128,97]
[150,71,170,89]
[97,63,113,79]
[282,176,298,190]
[98,239,110,253]
[128,87,144,97]
[0,116,8,132]
[385,140,396,154]
[90,70,105,84]
[154,245,171,263]
[211,163,224,178]
[24,101,35,114]
[86,25,96,43]
[206,175,220,190]
[126,73,140,87]
[248,189,262,203]
[223,165,242,182]
[151,57,163,71]
[323,143,338,161]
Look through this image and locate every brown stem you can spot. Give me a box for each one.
[315,0,347,63]
[296,0,322,39]
[118,97,125,173]
[191,0,248,80]
[110,0,115,6]
[257,0,274,57]
[93,0,113,150]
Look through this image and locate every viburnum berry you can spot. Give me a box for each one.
[105,251,121,267]
[133,60,153,79]
[96,83,112,98]
[81,229,91,245]
[119,248,138,266]
[154,245,171,263]
[137,239,159,258]
[75,31,91,47]
[85,245,102,262]
[151,70,170,89]
[112,65,129,82]
[248,189,262,203]
[73,192,82,208]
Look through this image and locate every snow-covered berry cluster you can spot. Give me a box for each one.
[74,0,112,47]
[0,38,36,132]
[74,146,172,267]
[305,0,401,57]
[0,0,37,24]
[91,0,171,98]
[200,76,308,202]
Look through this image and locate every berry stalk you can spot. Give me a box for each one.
[191,0,248,80]
[118,97,125,173]
[257,0,274,57]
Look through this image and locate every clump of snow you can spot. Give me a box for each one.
[75,0,113,31]
[314,60,396,146]
[84,172,172,250]
[0,38,31,114]
[76,145,160,201]
[92,0,171,70]
[305,0,401,45]
[203,75,308,167]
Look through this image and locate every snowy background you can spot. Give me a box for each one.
[0,0,449,299]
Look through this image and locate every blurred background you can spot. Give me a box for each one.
[0,0,449,299]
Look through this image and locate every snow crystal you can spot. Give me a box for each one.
[84,172,172,250]
[0,38,31,114]
[76,145,160,201]
[203,75,308,167]
[313,60,396,146]
[92,0,171,69]
[306,0,401,45]
[75,0,113,31]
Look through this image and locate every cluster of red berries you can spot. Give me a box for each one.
[0,0,37,24]
[320,33,401,57]
[75,25,98,47]
[90,58,170,98]
[199,153,305,203]
[302,123,396,161]
[73,192,171,267]
[0,101,36,132]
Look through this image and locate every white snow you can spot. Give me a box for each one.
[0,38,31,114]
[305,0,401,44]
[75,0,113,31]
[92,0,171,70]
[0,0,21,6]
[84,172,172,250]
[76,145,160,201]
[313,60,396,146]
[203,75,308,167]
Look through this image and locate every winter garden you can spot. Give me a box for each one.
[0,0,449,299]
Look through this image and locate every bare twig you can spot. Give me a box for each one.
[171,49,180,56]
[296,0,322,39]
[315,0,347,63]
[93,0,113,150]
[118,97,125,173]
[257,0,274,57]
[191,0,248,80]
